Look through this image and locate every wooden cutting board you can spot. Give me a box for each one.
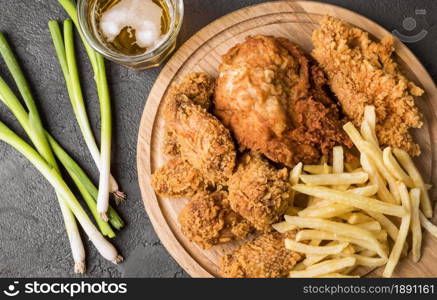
[137,0,437,278]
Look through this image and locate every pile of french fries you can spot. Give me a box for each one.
[273,106,437,278]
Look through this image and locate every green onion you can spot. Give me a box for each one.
[0,33,85,273]
[47,133,125,231]
[0,34,124,266]
[49,19,125,201]
[0,120,122,264]
[0,33,123,234]
[58,0,117,219]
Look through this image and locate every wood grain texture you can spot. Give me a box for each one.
[137,0,437,278]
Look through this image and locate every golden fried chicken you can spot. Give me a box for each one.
[152,72,236,197]
[312,16,423,156]
[165,94,236,185]
[178,191,253,249]
[227,152,289,231]
[167,72,215,111]
[220,232,301,278]
[151,158,205,198]
[214,35,352,167]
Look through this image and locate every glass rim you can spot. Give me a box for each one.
[77,0,184,63]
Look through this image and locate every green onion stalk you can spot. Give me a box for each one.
[0,34,123,233]
[0,34,85,273]
[0,120,123,264]
[0,34,123,266]
[49,19,125,203]
[58,0,116,220]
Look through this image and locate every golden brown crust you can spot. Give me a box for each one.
[178,191,253,249]
[151,157,205,198]
[214,35,352,166]
[220,232,301,278]
[228,152,289,231]
[312,16,423,156]
[166,72,215,111]
[165,94,236,185]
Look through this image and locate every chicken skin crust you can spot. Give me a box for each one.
[178,191,253,250]
[312,16,423,156]
[220,232,301,278]
[214,35,351,167]
[164,94,237,185]
[228,152,289,231]
[151,157,205,198]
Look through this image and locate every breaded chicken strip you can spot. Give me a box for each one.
[312,16,423,155]
[214,35,351,167]
[151,158,205,198]
[228,152,289,231]
[220,232,301,278]
[165,94,236,185]
[178,191,253,249]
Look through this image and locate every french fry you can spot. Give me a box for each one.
[298,203,354,219]
[361,142,401,203]
[272,221,297,233]
[383,182,411,277]
[419,211,437,238]
[393,148,432,218]
[285,239,348,255]
[290,162,303,184]
[300,172,369,185]
[355,221,382,232]
[332,146,344,174]
[300,173,368,186]
[361,121,379,147]
[332,146,348,190]
[375,230,388,242]
[285,217,387,258]
[289,162,303,206]
[365,211,399,241]
[347,185,379,197]
[303,241,337,266]
[353,254,387,268]
[360,154,396,204]
[292,185,406,217]
[295,230,383,258]
[364,105,377,130]
[383,147,414,187]
[341,212,375,224]
[316,273,359,278]
[303,165,333,174]
[289,257,356,278]
[343,122,400,202]
[410,188,422,263]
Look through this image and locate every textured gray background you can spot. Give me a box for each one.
[0,0,436,278]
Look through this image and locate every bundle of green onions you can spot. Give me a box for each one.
[0,0,125,273]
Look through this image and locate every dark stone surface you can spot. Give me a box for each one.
[0,0,435,278]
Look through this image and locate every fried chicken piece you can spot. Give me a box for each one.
[162,72,215,156]
[214,35,352,167]
[167,72,215,111]
[151,158,205,198]
[220,232,301,278]
[165,94,236,185]
[312,16,423,156]
[178,191,253,249]
[228,152,289,231]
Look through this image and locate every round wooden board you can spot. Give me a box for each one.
[137,1,437,278]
